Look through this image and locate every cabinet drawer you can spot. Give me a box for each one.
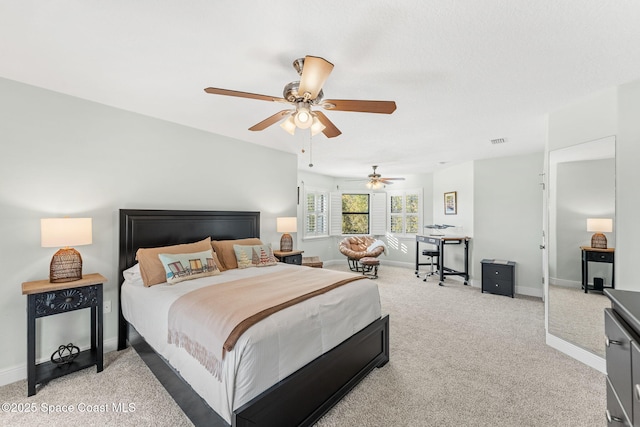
[283,254,302,265]
[607,378,632,426]
[482,265,513,281]
[632,341,640,427]
[482,279,513,297]
[587,251,614,263]
[605,308,634,421]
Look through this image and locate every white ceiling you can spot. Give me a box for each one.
[2,1,640,179]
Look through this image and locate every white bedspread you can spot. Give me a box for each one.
[121,263,381,424]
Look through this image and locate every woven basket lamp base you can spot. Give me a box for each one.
[50,247,83,283]
[591,233,608,249]
[280,233,293,252]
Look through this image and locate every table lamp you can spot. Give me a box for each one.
[41,218,92,283]
[276,217,297,252]
[587,218,612,249]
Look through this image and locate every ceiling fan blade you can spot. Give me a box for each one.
[322,99,397,114]
[298,56,334,100]
[204,87,287,103]
[379,178,406,182]
[248,110,293,131]
[313,111,342,138]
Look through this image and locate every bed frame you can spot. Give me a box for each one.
[117,209,390,427]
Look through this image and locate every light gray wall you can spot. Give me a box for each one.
[432,162,475,276]
[473,152,544,297]
[553,159,615,284]
[616,79,640,288]
[0,78,297,380]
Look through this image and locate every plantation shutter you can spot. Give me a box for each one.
[329,192,342,236]
[370,192,387,235]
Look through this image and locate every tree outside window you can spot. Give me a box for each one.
[389,192,420,235]
[342,194,369,234]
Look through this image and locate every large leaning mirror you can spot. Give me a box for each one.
[548,136,615,358]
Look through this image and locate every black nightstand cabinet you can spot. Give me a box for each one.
[481,259,515,298]
[273,250,303,265]
[282,254,302,265]
[22,273,106,396]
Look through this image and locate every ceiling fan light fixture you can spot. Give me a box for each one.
[294,104,312,129]
[366,180,383,189]
[310,115,325,136]
[279,116,296,135]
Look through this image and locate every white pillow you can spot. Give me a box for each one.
[123,263,144,286]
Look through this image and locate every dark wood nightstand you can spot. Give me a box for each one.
[580,246,615,293]
[481,260,515,298]
[22,273,106,396]
[273,250,304,265]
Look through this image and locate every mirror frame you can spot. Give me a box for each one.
[544,135,615,374]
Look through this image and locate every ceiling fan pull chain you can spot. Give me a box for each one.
[308,131,314,168]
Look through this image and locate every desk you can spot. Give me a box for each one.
[416,235,470,286]
[580,246,614,293]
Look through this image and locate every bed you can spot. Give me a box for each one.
[117,209,390,427]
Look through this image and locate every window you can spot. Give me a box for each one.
[342,193,370,234]
[304,189,328,238]
[388,190,421,235]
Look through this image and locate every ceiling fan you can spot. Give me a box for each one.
[365,165,405,188]
[204,55,397,138]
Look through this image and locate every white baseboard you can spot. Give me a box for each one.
[546,332,606,374]
[0,337,119,387]
[550,277,582,289]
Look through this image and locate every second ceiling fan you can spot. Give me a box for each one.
[204,55,397,138]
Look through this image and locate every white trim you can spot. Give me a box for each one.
[546,332,606,374]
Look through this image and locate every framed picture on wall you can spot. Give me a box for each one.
[444,191,457,215]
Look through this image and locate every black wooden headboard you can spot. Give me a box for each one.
[117,209,260,349]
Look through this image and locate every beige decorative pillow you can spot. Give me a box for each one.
[233,244,278,268]
[211,238,263,270]
[158,249,221,284]
[136,237,212,287]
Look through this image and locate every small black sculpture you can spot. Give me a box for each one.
[51,343,80,365]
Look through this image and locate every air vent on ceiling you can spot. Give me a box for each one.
[491,138,507,145]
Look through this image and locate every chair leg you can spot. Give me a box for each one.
[348,258,361,272]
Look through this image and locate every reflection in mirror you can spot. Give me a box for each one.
[548,136,615,358]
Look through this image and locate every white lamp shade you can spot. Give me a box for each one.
[277,217,297,233]
[586,218,613,233]
[41,218,93,247]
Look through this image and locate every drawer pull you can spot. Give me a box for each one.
[495,271,499,275]
[605,337,622,347]
[606,409,624,423]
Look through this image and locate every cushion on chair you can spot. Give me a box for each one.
[339,236,385,260]
[360,257,380,266]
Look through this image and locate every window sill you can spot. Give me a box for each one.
[303,235,330,241]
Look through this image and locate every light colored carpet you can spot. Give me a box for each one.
[1,265,605,426]
[548,284,610,357]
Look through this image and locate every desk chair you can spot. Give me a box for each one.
[417,249,439,281]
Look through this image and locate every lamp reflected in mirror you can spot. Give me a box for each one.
[587,218,613,249]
